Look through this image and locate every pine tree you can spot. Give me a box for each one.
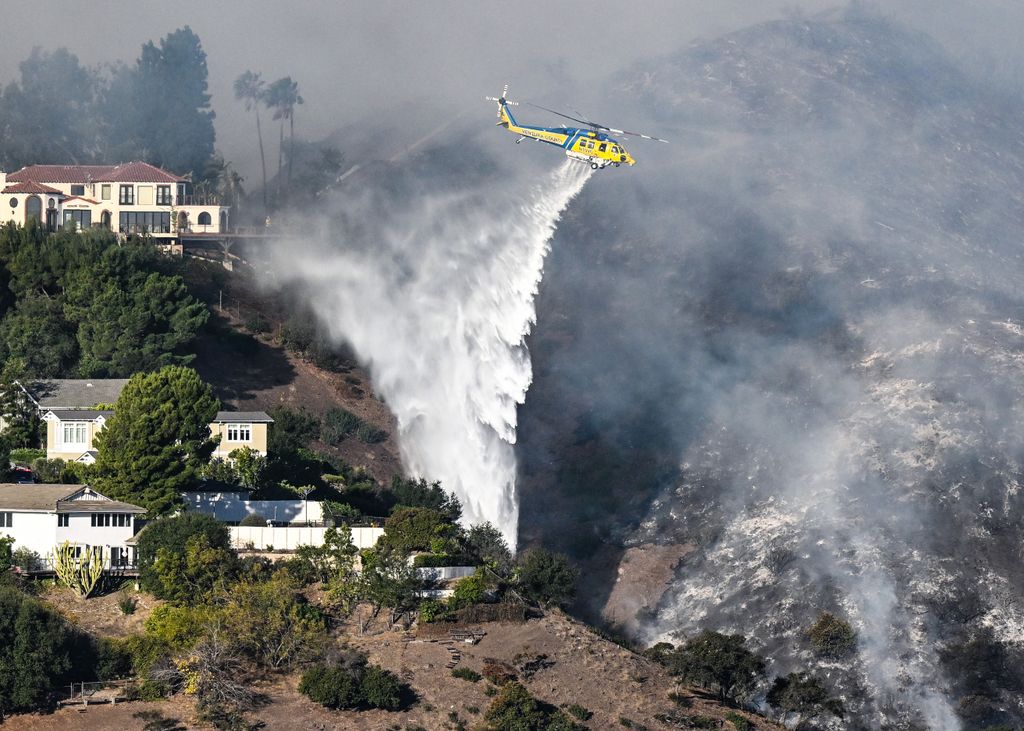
[93,366,219,515]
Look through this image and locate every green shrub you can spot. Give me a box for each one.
[484,681,584,730]
[359,665,403,711]
[11,546,41,571]
[725,711,753,730]
[9,448,45,465]
[418,599,447,623]
[30,457,66,483]
[356,424,388,444]
[267,406,320,455]
[95,638,134,680]
[448,571,488,612]
[238,513,267,527]
[808,612,857,658]
[452,667,482,683]
[321,408,362,444]
[117,592,138,615]
[137,513,234,597]
[566,703,593,721]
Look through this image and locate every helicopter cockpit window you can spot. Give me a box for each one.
[599,143,607,152]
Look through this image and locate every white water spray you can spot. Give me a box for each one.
[268,160,592,549]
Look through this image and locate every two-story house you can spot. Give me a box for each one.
[0,484,145,568]
[19,379,272,463]
[0,162,229,246]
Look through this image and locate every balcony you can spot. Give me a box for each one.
[179,193,224,206]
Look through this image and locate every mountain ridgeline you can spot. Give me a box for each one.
[518,8,1024,730]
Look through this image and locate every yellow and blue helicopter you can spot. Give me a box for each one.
[486,84,668,169]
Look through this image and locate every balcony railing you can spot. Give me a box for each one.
[179,194,224,206]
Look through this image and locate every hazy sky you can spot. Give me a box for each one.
[1,1,1022,180]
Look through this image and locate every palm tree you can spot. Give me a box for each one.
[233,70,268,216]
[266,76,303,206]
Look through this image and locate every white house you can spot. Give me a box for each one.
[0,484,145,569]
[0,162,229,245]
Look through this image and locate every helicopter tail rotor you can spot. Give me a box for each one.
[485,84,519,124]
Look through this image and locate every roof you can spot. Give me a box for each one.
[7,165,117,184]
[214,411,274,423]
[1,181,63,195]
[22,379,129,409]
[62,196,101,205]
[8,162,186,185]
[93,162,186,184]
[45,410,114,421]
[0,484,145,513]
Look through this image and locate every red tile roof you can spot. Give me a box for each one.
[7,165,116,184]
[8,161,187,185]
[93,162,186,183]
[1,181,63,195]
[62,196,100,205]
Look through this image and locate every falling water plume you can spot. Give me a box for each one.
[268,160,592,550]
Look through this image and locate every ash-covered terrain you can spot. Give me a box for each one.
[518,7,1024,729]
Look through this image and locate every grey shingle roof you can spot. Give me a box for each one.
[23,379,129,409]
[213,411,274,423]
[46,410,114,421]
[0,484,145,513]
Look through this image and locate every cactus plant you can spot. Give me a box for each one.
[54,541,105,598]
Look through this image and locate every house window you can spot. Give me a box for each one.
[70,184,85,196]
[119,211,171,234]
[91,513,129,527]
[119,185,134,205]
[177,184,186,203]
[0,512,11,528]
[58,513,69,527]
[62,421,89,446]
[101,184,111,201]
[64,210,92,229]
[156,185,171,205]
[8,198,16,209]
[198,212,212,226]
[226,423,251,442]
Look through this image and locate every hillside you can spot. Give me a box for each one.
[12,608,774,731]
[517,7,1024,729]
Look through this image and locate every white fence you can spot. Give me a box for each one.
[184,494,323,524]
[230,525,384,551]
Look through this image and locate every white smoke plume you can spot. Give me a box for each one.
[265,159,592,549]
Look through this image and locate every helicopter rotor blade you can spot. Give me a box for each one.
[603,127,670,143]
[525,102,595,127]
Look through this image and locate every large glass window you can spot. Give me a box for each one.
[119,211,171,234]
[227,423,252,442]
[156,185,172,205]
[63,210,92,229]
[0,512,11,528]
[62,421,88,446]
[119,185,134,205]
[58,513,69,527]
[70,184,85,196]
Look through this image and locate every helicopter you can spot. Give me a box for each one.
[485,84,668,169]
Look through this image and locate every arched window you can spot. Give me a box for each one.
[25,196,41,222]
[177,211,189,231]
[219,210,228,232]
[197,211,212,226]
[101,211,112,229]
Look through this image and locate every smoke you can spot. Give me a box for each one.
[263,156,591,548]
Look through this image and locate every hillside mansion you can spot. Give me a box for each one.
[0,162,229,243]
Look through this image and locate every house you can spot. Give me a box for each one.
[18,379,272,463]
[0,484,145,569]
[0,162,229,246]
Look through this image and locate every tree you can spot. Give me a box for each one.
[448,570,489,612]
[266,405,319,455]
[126,27,215,178]
[515,548,579,607]
[668,630,766,703]
[152,533,238,605]
[265,76,303,205]
[466,522,513,575]
[0,360,41,448]
[766,672,844,727]
[358,549,421,626]
[219,571,324,669]
[233,71,269,216]
[808,612,856,659]
[93,367,219,514]
[483,681,584,730]
[380,507,455,555]
[0,295,78,377]
[136,513,231,594]
[390,476,462,522]
[228,447,266,489]
[0,586,78,716]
